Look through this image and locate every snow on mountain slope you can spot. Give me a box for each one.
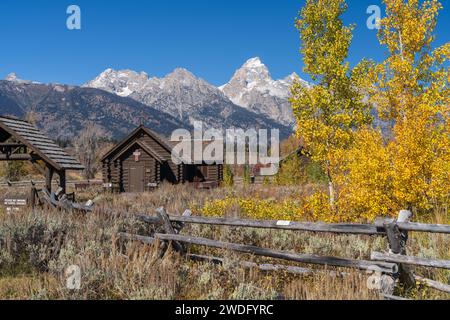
[4,73,41,85]
[85,69,149,97]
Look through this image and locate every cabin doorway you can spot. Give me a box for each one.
[128,165,145,192]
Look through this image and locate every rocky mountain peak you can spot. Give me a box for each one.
[168,68,195,78]
[4,73,36,84]
[84,68,149,97]
[284,72,299,83]
[283,72,309,87]
[219,57,309,126]
[5,73,19,81]
[243,57,264,68]
[164,68,202,87]
[234,57,271,85]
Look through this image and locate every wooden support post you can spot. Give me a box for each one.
[58,170,66,195]
[172,209,193,233]
[381,224,401,297]
[45,166,54,193]
[30,187,37,209]
[155,207,186,256]
[383,210,415,291]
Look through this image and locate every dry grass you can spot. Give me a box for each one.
[0,183,448,300]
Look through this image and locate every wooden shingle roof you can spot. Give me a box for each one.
[111,140,165,163]
[0,116,84,171]
[101,125,176,163]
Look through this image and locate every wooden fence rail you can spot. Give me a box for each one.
[374,219,450,234]
[135,214,450,235]
[186,254,333,276]
[0,179,103,189]
[371,252,450,270]
[414,276,450,294]
[135,214,384,235]
[120,232,398,273]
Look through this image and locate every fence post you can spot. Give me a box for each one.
[383,210,416,290]
[30,187,36,209]
[156,207,186,256]
[173,209,193,234]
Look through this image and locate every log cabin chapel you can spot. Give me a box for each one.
[101,125,223,193]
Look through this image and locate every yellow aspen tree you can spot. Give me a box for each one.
[372,0,450,211]
[292,0,372,209]
[337,128,398,220]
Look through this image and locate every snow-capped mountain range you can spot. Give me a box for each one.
[84,57,307,128]
[1,58,306,140]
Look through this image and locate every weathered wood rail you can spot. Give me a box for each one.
[119,232,397,273]
[136,214,450,235]
[0,179,103,189]
[119,207,450,299]
[30,187,95,213]
[135,214,385,235]
[374,218,450,234]
[371,252,450,270]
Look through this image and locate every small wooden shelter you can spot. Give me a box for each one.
[101,125,223,193]
[0,116,84,193]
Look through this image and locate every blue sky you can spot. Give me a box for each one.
[0,0,449,86]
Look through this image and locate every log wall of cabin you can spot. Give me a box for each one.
[102,162,109,183]
[182,164,223,183]
[140,132,179,183]
[218,164,224,182]
[206,164,223,182]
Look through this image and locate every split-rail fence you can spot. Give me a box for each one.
[19,187,450,300]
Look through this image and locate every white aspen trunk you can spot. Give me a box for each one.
[328,181,335,208]
[326,164,335,209]
[398,31,404,61]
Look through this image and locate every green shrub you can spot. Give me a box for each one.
[223,165,234,187]
[0,161,27,181]
[243,165,251,186]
